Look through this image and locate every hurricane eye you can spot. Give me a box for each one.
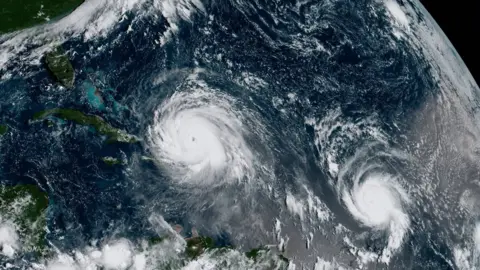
[339,158,411,264]
[146,86,259,187]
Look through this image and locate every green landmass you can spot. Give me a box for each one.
[101,156,122,166]
[0,185,48,254]
[0,0,84,34]
[278,254,289,263]
[148,234,224,260]
[245,246,289,264]
[44,46,75,88]
[245,247,263,260]
[32,108,139,143]
[145,232,289,269]
[0,125,8,135]
[185,236,216,259]
[148,236,166,246]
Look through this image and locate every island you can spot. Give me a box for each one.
[101,156,123,166]
[0,0,84,34]
[44,46,75,88]
[185,236,216,259]
[147,226,289,268]
[0,125,8,136]
[182,237,289,267]
[32,108,139,143]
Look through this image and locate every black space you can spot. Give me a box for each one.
[419,1,479,85]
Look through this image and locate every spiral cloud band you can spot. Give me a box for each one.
[146,83,257,187]
[343,172,409,229]
[339,151,411,264]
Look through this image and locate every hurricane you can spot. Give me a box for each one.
[338,146,412,264]
[146,80,258,187]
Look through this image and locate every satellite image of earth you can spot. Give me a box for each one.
[1,0,480,269]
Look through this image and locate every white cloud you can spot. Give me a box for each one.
[0,220,19,258]
[385,0,409,28]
